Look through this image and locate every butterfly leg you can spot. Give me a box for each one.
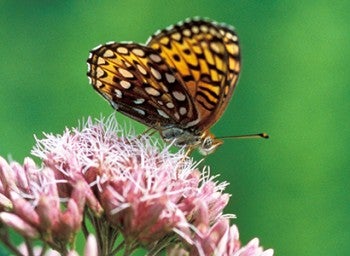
[185,146,194,157]
[137,126,157,139]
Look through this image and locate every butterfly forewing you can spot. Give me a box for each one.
[146,19,241,131]
[87,43,198,128]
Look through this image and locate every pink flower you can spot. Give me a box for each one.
[32,116,208,251]
[31,115,234,253]
[0,115,274,255]
[173,216,273,256]
[0,157,86,252]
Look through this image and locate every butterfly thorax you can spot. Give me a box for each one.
[160,127,223,155]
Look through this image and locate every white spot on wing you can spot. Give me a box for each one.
[116,47,129,54]
[132,48,145,57]
[166,102,175,109]
[96,67,104,78]
[172,91,186,101]
[103,49,115,58]
[133,98,145,104]
[157,109,169,119]
[209,27,217,36]
[179,107,187,115]
[165,73,176,83]
[145,87,160,96]
[210,42,221,54]
[118,68,134,78]
[95,80,103,88]
[114,89,122,98]
[171,32,181,41]
[97,57,106,65]
[150,67,162,80]
[120,80,131,89]
[192,26,199,34]
[183,29,191,37]
[227,33,238,41]
[185,118,200,128]
[200,25,209,33]
[149,54,162,63]
[136,64,147,75]
[133,107,146,115]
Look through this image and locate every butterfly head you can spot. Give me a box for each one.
[198,131,223,156]
[160,127,223,155]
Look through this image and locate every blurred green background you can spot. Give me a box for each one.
[1,1,349,255]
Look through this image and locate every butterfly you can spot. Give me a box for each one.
[87,18,241,155]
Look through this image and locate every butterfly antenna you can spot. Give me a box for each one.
[217,133,269,140]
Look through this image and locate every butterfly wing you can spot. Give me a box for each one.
[146,18,241,132]
[87,42,199,129]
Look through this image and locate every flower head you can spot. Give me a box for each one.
[0,115,274,255]
[32,116,230,250]
[186,217,274,256]
[0,157,84,250]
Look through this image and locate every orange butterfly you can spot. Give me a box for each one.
[87,18,245,155]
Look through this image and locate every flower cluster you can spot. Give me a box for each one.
[0,115,273,255]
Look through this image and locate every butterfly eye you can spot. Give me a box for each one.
[198,135,223,156]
